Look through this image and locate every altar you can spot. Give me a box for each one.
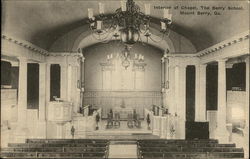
[113,107,134,120]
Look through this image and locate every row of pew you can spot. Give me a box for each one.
[0,139,109,159]
[137,139,244,159]
[1,138,244,159]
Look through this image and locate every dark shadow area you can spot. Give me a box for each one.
[226,62,246,91]
[11,67,19,89]
[27,63,39,109]
[206,64,218,110]
[1,61,11,86]
[186,65,195,122]
[172,23,215,52]
[31,19,87,50]
[50,64,61,101]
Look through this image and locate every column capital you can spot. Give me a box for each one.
[39,62,47,66]
[217,58,228,63]
[177,63,187,68]
[244,56,250,63]
[81,56,85,62]
[164,49,169,56]
[161,57,165,63]
[18,57,28,62]
[199,63,207,67]
[57,63,65,67]
[198,63,207,70]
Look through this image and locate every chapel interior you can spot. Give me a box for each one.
[1,0,249,159]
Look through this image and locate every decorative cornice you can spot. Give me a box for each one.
[1,34,49,56]
[48,52,83,57]
[167,53,196,58]
[196,30,249,57]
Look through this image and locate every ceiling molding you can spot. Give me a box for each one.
[196,30,249,57]
[1,34,49,56]
[167,53,196,57]
[48,52,83,57]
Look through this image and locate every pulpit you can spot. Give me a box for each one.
[48,101,73,122]
[47,101,73,139]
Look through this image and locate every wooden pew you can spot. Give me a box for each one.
[140,151,244,159]
[8,142,108,148]
[26,139,108,144]
[137,139,244,159]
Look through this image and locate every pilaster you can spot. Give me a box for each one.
[46,64,51,105]
[195,64,207,122]
[199,64,207,121]
[178,64,186,121]
[161,57,165,93]
[244,56,249,158]
[215,59,229,143]
[17,57,28,123]
[60,64,68,100]
[168,64,176,115]
[39,63,46,121]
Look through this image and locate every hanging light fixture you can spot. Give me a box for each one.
[87,0,172,46]
[106,46,145,69]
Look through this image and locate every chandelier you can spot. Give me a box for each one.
[106,46,145,69]
[87,0,172,46]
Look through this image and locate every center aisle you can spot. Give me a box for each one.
[108,140,138,159]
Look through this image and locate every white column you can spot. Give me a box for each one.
[162,58,169,108]
[80,57,85,107]
[76,61,81,108]
[200,64,207,121]
[178,64,186,121]
[46,64,51,105]
[67,65,72,102]
[215,59,229,143]
[81,57,85,91]
[17,57,28,123]
[195,64,207,122]
[161,57,165,92]
[71,63,80,113]
[60,64,68,100]
[244,56,249,158]
[195,65,200,121]
[39,63,46,121]
[178,64,186,139]
[174,65,179,115]
[164,58,169,89]
[169,64,175,115]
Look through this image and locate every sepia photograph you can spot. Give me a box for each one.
[1,0,249,158]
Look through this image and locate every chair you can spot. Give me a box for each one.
[134,114,141,128]
[106,113,113,129]
[113,113,120,128]
[127,113,134,128]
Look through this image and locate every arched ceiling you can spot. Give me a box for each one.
[2,0,249,52]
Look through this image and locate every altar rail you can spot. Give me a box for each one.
[144,109,185,139]
[83,91,162,118]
